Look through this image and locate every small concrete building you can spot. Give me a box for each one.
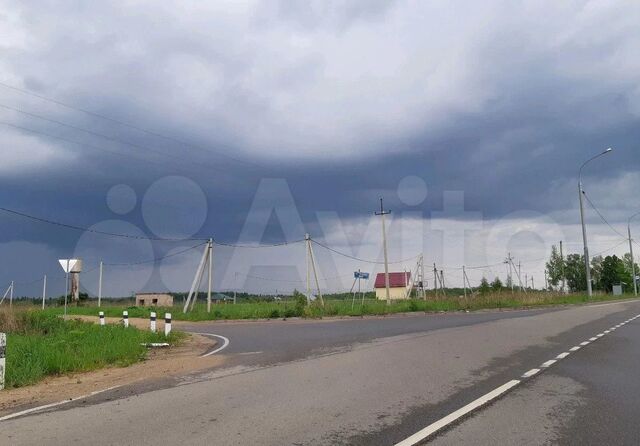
[374,272,411,300]
[135,293,173,307]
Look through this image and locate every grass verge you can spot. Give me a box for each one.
[0,309,184,389]
[39,291,638,322]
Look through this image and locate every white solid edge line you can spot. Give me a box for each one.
[556,352,570,359]
[0,385,121,422]
[394,380,521,446]
[194,333,230,357]
[569,346,581,352]
[541,359,557,368]
[522,368,540,378]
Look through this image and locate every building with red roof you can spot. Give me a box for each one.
[374,271,411,300]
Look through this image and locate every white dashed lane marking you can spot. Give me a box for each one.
[394,311,640,446]
[521,368,540,378]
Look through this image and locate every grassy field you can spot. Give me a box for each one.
[38,291,638,322]
[0,308,184,389]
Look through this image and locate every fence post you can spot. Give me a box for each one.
[150,312,157,333]
[123,310,129,328]
[0,333,6,390]
[99,311,105,326]
[164,313,172,336]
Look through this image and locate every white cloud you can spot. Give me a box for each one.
[0,129,73,174]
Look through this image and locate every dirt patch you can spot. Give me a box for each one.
[0,332,224,416]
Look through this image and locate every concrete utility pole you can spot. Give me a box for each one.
[433,263,439,298]
[518,261,523,291]
[463,266,467,299]
[9,281,13,307]
[505,253,514,293]
[305,233,311,303]
[42,275,47,310]
[234,272,238,304]
[375,198,391,305]
[306,234,324,306]
[559,241,566,293]
[207,239,213,313]
[628,212,640,296]
[579,148,613,298]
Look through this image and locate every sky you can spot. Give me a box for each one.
[0,0,639,298]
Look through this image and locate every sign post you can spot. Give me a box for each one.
[352,271,370,310]
[59,259,79,319]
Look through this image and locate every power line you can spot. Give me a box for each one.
[0,80,263,169]
[0,206,208,242]
[213,239,305,248]
[311,239,420,265]
[0,102,257,175]
[104,242,208,266]
[582,191,628,240]
[0,119,185,172]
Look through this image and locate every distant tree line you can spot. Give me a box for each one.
[545,244,638,293]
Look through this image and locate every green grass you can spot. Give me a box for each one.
[1,309,184,389]
[39,291,639,323]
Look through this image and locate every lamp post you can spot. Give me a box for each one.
[628,211,640,296]
[578,147,613,298]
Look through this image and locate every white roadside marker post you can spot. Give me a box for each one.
[99,311,105,326]
[150,312,157,333]
[123,310,129,328]
[164,313,172,336]
[0,332,5,390]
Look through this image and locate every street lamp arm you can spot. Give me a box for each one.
[578,148,613,186]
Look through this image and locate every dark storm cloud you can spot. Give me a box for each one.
[1,1,640,294]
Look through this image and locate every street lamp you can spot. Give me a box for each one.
[578,147,613,298]
[628,211,640,296]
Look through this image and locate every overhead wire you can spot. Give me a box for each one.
[0,80,263,169]
[0,102,258,175]
[582,191,628,240]
[0,205,208,242]
[310,239,420,265]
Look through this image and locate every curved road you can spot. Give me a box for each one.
[3,299,640,445]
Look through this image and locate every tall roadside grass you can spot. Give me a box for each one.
[39,291,638,322]
[0,308,183,389]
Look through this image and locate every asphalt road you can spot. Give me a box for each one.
[3,299,640,445]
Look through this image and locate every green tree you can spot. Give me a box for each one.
[590,255,604,290]
[565,254,586,292]
[491,277,503,291]
[599,255,630,293]
[545,245,565,289]
[479,277,491,295]
[622,253,639,282]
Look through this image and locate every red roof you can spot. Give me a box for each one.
[374,272,411,288]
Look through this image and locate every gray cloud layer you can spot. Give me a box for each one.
[1,0,639,295]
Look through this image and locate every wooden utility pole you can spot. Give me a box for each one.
[375,198,391,305]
